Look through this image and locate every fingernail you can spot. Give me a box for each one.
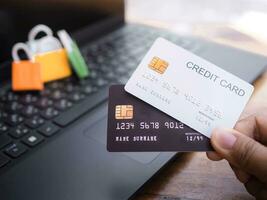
[213,128,237,150]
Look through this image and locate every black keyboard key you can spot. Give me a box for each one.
[35,97,53,109]
[98,65,110,73]
[5,143,27,158]
[94,78,108,87]
[38,123,60,137]
[5,102,23,112]
[51,90,66,100]
[0,123,9,134]
[40,108,59,119]
[105,71,117,80]
[116,66,128,75]
[105,49,115,57]
[95,55,105,64]
[55,99,73,111]
[54,86,108,127]
[39,88,52,97]
[21,105,39,117]
[124,61,136,70]
[1,92,19,102]
[68,93,85,102]
[19,94,38,104]
[0,134,12,149]
[47,81,63,90]
[0,154,10,168]
[82,85,96,95]
[89,71,97,79]
[118,76,130,84]
[0,102,4,109]
[0,111,8,120]
[22,132,44,147]
[78,79,89,86]
[9,125,30,138]
[25,116,45,129]
[4,114,24,126]
[64,83,77,93]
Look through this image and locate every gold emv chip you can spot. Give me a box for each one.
[115,105,133,119]
[148,56,169,74]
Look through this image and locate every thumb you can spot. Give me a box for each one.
[211,128,267,183]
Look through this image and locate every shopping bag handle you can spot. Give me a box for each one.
[12,43,33,61]
[28,24,53,42]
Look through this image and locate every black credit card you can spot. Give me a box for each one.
[107,85,213,152]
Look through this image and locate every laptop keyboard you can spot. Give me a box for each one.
[0,24,200,171]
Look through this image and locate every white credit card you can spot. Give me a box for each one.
[125,38,254,138]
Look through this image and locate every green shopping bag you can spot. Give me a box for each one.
[58,30,89,79]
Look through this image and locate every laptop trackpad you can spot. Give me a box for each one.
[83,116,160,164]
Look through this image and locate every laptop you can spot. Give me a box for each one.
[0,1,266,199]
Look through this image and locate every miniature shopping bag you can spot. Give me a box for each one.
[28,24,72,82]
[58,30,89,79]
[12,43,44,91]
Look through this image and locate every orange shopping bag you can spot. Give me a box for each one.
[12,43,44,91]
[28,24,72,82]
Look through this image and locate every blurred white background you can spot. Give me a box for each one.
[126,0,267,35]
[126,0,267,24]
[126,0,267,56]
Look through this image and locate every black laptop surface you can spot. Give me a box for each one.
[0,1,266,199]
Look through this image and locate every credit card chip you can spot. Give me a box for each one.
[148,56,169,74]
[115,105,133,119]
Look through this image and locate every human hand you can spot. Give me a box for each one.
[207,107,267,199]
